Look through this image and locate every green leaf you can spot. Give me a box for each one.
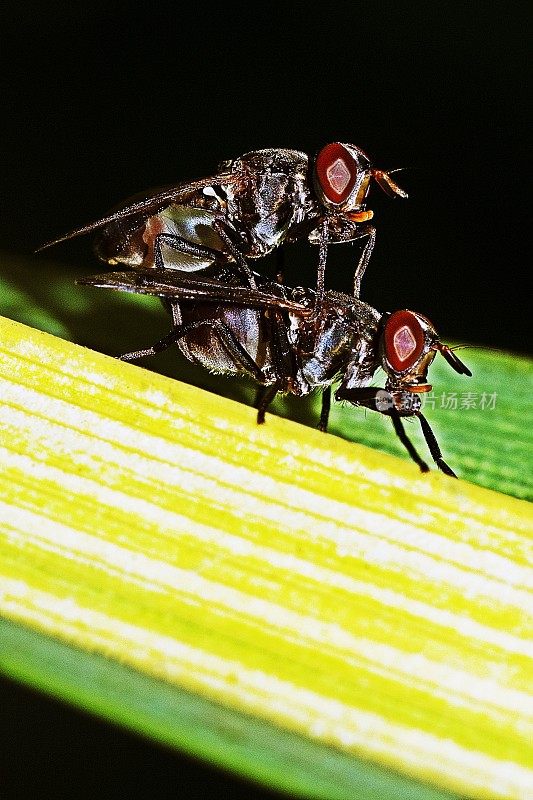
[0,314,531,800]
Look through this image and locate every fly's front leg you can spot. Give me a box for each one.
[390,412,429,473]
[334,385,430,473]
[417,413,457,477]
[312,220,375,304]
[351,225,376,298]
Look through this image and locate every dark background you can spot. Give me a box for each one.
[2,2,531,353]
[0,2,530,798]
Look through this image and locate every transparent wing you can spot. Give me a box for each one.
[36,172,240,251]
[77,269,312,316]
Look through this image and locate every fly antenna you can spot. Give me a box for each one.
[436,343,472,376]
[372,169,408,199]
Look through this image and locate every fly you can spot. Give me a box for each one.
[37,143,407,302]
[77,265,471,477]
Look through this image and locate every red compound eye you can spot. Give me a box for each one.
[315,143,359,204]
[384,310,426,372]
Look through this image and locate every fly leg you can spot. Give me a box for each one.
[313,220,376,304]
[118,320,202,362]
[154,227,256,289]
[211,219,257,288]
[211,321,266,382]
[255,297,297,425]
[118,316,269,389]
[254,384,280,424]
[417,413,457,477]
[275,246,285,284]
[350,225,376,298]
[390,412,430,473]
[318,387,332,432]
[213,321,283,425]
[153,233,221,271]
[314,219,329,311]
[118,312,227,362]
[334,385,430,473]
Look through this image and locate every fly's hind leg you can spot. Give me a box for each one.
[118,312,203,362]
[153,233,221,271]
[119,298,184,362]
[154,224,257,289]
[211,219,257,288]
[119,327,187,362]
[212,321,266,382]
[213,321,281,424]
[119,315,268,382]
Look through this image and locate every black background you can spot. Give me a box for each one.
[2,2,530,353]
[0,3,530,798]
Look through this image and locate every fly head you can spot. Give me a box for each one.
[312,142,407,219]
[379,309,472,402]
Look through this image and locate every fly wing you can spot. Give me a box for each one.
[77,270,312,316]
[36,172,240,252]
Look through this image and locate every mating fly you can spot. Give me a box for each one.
[77,266,471,477]
[38,143,407,301]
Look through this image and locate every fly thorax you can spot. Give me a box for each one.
[301,317,355,386]
[227,151,313,256]
[342,338,379,390]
